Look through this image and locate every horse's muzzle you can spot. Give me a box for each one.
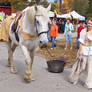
[39,41,48,48]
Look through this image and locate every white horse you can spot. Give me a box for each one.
[5,4,51,82]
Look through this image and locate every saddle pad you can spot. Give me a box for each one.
[0,13,37,42]
[0,16,14,42]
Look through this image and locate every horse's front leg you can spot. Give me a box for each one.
[30,50,35,81]
[21,45,34,82]
[7,42,17,73]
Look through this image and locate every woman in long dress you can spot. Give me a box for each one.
[69,17,92,89]
[79,17,92,89]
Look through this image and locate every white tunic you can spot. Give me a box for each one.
[79,29,92,56]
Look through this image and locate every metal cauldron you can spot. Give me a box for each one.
[47,60,65,73]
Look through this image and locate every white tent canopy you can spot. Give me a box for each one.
[57,10,85,20]
[71,11,85,20]
[49,11,55,17]
[57,13,70,18]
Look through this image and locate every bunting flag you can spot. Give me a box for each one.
[54,10,57,15]
[70,13,73,21]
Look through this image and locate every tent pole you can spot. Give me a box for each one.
[59,0,62,14]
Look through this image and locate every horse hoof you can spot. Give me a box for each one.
[10,66,17,74]
[24,73,34,82]
[8,61,11,67]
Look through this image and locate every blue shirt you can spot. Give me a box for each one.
[64,22,74,34]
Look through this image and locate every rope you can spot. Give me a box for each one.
[45,47,54,57]
[45,47,56,61]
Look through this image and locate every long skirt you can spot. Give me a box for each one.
[83,55,92,88]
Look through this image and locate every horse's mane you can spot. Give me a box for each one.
[25,5,49,24]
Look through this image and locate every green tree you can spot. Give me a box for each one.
[0,0,34,11]
[0,0,9,2]
[40,0,48,8]
[54,0,57,3]
[86,0,92,17]
[11,0,27,11]
[62,0,74,14]
[73,0,88,16]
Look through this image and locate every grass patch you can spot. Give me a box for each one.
[37,38,78,67]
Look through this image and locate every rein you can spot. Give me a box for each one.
[45,47,54,57]
[34,15,48,37]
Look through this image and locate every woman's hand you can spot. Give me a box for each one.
[79,43,82,54]
[68,28,70,31]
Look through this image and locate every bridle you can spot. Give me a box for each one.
[34,15,48,37]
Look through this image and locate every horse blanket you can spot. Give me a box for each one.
[0,16,15,41]
[0,13,37,42]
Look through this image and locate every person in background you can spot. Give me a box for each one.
[84,22,88,28]
[57,19,65,33]
[64,19,74,50]
[47,20,51,41]
[76,22,84,49]
[0,19,2,24]
[0,19,2,28]
[57,19,62,33]
[50,19,58,49]
[61,20,65,33]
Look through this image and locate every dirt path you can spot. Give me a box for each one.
[0,42,90,92]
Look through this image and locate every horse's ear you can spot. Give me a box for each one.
[35,0,40,5]
[47,4,51,12]
[35,5,38,11]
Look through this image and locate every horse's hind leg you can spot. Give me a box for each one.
[7,42,17,73]
[21,45,33,82]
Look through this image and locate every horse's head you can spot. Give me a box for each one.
[33,4,51,45]
[25,4,51,46]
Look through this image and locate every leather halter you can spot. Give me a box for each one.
[34,15,48,37]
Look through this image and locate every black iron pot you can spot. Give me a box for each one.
[47,60,65,73]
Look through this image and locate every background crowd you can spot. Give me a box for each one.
[48,16,87,50]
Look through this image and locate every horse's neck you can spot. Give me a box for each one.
[22,14,36,36]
